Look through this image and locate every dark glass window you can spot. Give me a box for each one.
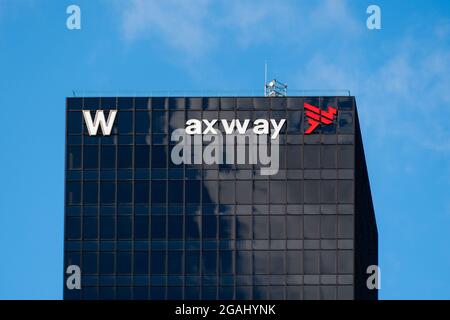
[117,182,132,204]
[270,251,285,275]
[118,146,132,168]
[151,181,166,204]
[66,217,81,239]
[304,180,320,203]
[321,145,336,168]
[134,216,149,239]
[219,181,235,204]
[101,146,116,169]
[151,286,165,299]
[134,181,149,204]
[83,182,98,205]
[321,251,337,274]
[186,216,200,239]
[100,216,115,240]
[220,216,234,239]
[152,111,167,133]
[168,181,183,203]
[66,182,81,204]
[169,111,185,130]
[117,216,132,239]
[236,251,251,274]
[304,216,320,239]
[253,216,268,239]
[338,251,353,273]
[67,98,82,110]
[100,182,115,204]
[287,111,302,133]
[186,180,200,204]
[278,145,287,169]
[68,112,82,134]
[304,286,319,299]
[151,215,166,239]
[83,97,100,110]
[254,251,269,274]
[117,252,131,274]
[321,180,337,203]
[236,287,251,299]
[338,180,354,203]
[168,215,183,239]
[152,146,167,168]
[286,251,302,274]
[287,216,302,239]
[83,217,98,239]
[338,97,353,110]
[287,181,303,204]
[83,146,98,169]
[236,181,252,204]
[83,252,97,274]
[118,111,133,134]
[135,97,150,110]
[338,216,354,238]
[321,215,337,238]
[304,250,320,274]
[134,251,148,274]
[203,181,218,204]
[135,146,149,168]
[152,98,167,110]
[219,251,233,274]
[203,251,217,275]
[100,97,116,110]
[287,146,302,169]
[67,146,81,169]
[151,251,166,275]
[270,216,285,239]
[270,181,286,204]
[253,181,268,204]
[202,215,217,239]
[168,251,183,274]
[338,146,354,169]
[135,111,151,133]
[321,286,336,300]
[100,252,115,274]
[304,146,320,169]
[338,112,353,133]
[236,216,251,239]
[185,251,200,274]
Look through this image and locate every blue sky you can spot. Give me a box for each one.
[1,0,450,299]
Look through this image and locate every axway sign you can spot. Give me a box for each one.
[81,102,337,136]
[81,103,337,175]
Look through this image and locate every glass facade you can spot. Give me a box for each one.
[64,96,377,300]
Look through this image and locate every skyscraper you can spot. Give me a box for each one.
[64,96,377,300]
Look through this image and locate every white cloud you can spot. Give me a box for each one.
[310,0,360,35]
[120,0,214,57]
[117,0,359,58]
[217,1,295,47]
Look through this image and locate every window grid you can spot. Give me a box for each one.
[65,97,356,300]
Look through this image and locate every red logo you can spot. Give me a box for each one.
[304,102,337,134]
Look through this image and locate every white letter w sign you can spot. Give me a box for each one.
[82,110,117,136]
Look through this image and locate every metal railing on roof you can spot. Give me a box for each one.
[71,89,351,97]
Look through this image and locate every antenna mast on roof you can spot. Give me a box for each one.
[264,61,268,97]
[264,62,287,97]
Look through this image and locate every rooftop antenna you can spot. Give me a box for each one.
[264,62,287,97]
[264,61,268,96]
